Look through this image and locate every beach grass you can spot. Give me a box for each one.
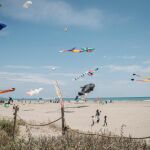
[0,126,149,150]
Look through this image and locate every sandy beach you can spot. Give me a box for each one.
[0,100,150,138]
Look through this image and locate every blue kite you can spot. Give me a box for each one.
[0,23,7,30]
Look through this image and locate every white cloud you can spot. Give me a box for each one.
[42,65,60,70]
[4,65,32,69]
[0,72,51,84]
[103,55,136,60]
[0,71,73,85]
[116,56,136,60]
[106,65,150,73]
[143,60,150,64]
[1,0,103,28]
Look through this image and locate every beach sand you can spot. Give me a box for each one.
[0,101,150,138]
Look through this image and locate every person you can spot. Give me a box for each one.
[5,97,13,105]
[9,97,13,104]
[91,116,95,126]
[103,115,107,126]
[95,109,101,123]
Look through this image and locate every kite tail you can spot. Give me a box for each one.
[75,96,79,100]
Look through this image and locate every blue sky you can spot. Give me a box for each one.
[0,0,150,98]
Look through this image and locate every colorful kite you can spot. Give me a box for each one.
[26,88,43,96]
[59,47,82,53]
[131,73,150,82]
[74,68,99,80]
[23,1,32,8]
[0,23,7,30]
[0,88,15,94]
[75,83,95,100]
[81,47,95,52]
[59,47,95,53]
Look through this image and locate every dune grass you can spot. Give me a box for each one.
[0,119,149,150]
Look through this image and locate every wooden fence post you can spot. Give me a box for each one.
[52,80,65,135]
[13,105,19,140]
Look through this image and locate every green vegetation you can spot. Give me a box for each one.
[0,130,149,150]
[0,119,19,136]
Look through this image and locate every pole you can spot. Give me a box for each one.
[13,105,19,140]
[61,106,65,135]
[52,80,65,135]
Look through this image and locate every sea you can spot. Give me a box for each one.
[64,97,150,102]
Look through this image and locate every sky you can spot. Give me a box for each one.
[0,0,150,98]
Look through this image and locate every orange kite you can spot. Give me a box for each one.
[0,88,15,94]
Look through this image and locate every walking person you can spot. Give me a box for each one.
[95,109,101,123]
[103,115,107,126]
[91,116,95,126]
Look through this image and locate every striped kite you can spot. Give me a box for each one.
[74,68,99,81]
[59,47,95,53]
[131,73,150,82]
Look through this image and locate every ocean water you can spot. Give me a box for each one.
[64,97,150,102]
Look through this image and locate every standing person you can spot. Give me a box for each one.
[103,115,107,126]
[91,116,95,126]
[9,97,13,104]
[95,109,101,123]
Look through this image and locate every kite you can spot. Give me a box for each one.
[27,88,43,96]
[59,47,95,53]
[74,68,99,80]
[81,47,95,52]
[75,83,95,100]
[0,23,7,30]
[131,73,150,82]
[23,1,32,8]
[64,27,68,32]
[51,67,56,71]
[0,88,15,94]
[59,47,82,53]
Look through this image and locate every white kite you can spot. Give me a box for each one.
[23,1,32,8]
[64,27,68,32]
[27,88,43,96]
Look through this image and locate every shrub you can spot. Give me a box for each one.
[0,131,149,150]
[0,119,19,137]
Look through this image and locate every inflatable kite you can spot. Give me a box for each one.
[59,47,95,53]
[23,1,32,8]
[74,68,99,80]
[0,23,7,30]
[131,73,150,82]
[27,88,43,96]
[0,88,15,94]
[75,83,95,100]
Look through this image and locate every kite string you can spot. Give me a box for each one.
[66,127,150,140]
